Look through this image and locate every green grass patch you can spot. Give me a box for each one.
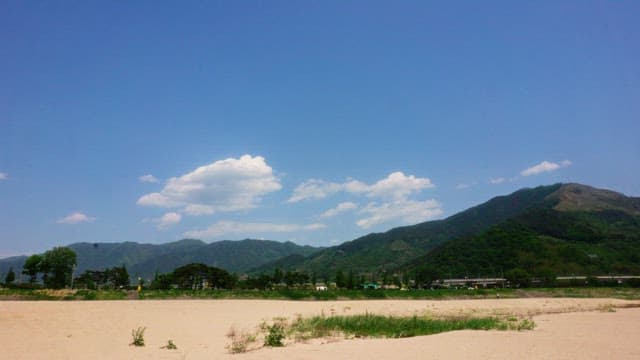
[289,313,509,339]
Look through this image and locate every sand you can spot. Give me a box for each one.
[1,298,639,359]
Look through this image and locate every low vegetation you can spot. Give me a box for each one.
[2,286,640,301]
[227,313,535,353]
[262,318,287,347]
[226,327,258,353]
[130,327,146,347]
[289,313,509,339]
[161,340,177,350]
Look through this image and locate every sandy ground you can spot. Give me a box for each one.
[1,298,639,359]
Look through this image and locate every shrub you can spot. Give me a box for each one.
[130,327,146,347]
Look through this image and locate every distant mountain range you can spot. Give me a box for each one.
[2,183,639,282]
[0,239,321,280]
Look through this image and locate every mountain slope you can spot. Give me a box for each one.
[403,184,640,279]
[254,183,564,276]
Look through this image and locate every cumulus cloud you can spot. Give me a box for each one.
[183,221,326,240]
[0,172,7,180]
[137,155,281,215]
[155,212,182,230]
[139,174,159,183]
[356,199,443,229]
[490,177,505,184]
[321,202,358,217]
[520,160,572,176]
[291,171,439,228]
[57,212,96,224]
[288,172,434,202]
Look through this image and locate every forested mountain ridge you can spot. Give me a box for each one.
[253,183,567,276]
[0,239,321,280]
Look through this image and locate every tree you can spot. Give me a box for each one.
[22,254,43,283]
[335,269,346,288]
[346,270,355,289]
[42,247,77,289]
[5,267,15,285]
[109,265,130,288]
[273,268,283,284]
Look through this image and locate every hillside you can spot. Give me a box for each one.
[0,239,321,281]
[403,183,640,279]
[253,183,565,276]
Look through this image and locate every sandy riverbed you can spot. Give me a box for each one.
[1,298,639,359]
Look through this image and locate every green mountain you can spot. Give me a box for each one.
[0,239,321,281]
[254,183,566,276]
[403,183,640,278]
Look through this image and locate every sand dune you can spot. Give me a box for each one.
[1,298,639,359]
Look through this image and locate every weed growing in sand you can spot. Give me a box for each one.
[262,318,287,347]
[226,327,257,353]
[499,317,536,331]
[130,327,146,346]
[597,303,617,312]
[161,340,177,349]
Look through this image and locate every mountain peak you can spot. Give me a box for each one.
[548,183,640,215]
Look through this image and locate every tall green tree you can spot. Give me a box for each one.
[335,269,346,288]
[109,265,130,288]
[5,267,15,285]
[22,254,43,283]
[346,269,355,289]
[42,247,77,289]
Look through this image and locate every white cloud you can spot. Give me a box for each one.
[288,179,343,203]
[0,172,7,180]
[363,172,434,199]
[356,199,443,229]
[520,160,572,176]
[456,183,470,189]
[137,155,281,215]
[156,212,181,230]
[139,174,159,183]
[289,172,434,202]
[321,202,358,217]
[183,221,326,239]
[490,177,505,184]
[57,212,96,225]
[183,204,215,216]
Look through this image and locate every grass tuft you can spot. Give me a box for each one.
[161,339,177,349]
[130,327,146,347]
[226,327,257,353]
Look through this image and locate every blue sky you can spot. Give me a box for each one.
[1,1,639,257]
